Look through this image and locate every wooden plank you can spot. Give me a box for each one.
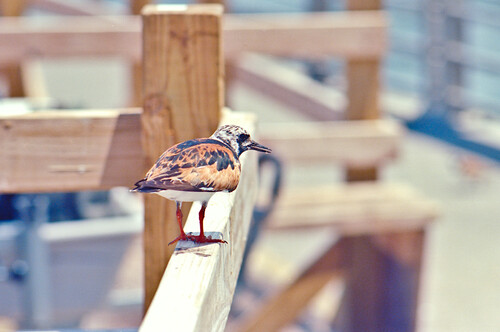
[0,16,141,65]
[0,108,144,193]
[343,2,394,331]
[0,0,26,16]
[30,0,124,16]
[345,59,381,180]
[0,116,403,191]
[21,59,49,101]
[141,3,224,312]
[267,183,438,235]
[223,11,387,59]
[372,230,426,331]
[259,119,402,167]
[0,63,24,97]
[0,11,387,65]
[140,111,260,332]
[236,239,347,332]
[345,0,382,182]
[233,55,344,121]
[339,231,426,332]
[131,0,150,15]
[129,0,150,106]
[0,0,26,98]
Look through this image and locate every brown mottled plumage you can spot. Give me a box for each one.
[131,125,271,245]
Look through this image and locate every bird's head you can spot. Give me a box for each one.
[211,125,271,157]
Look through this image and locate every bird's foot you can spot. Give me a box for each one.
[168,233,227,246]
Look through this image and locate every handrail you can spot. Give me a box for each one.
[139,111,259,332]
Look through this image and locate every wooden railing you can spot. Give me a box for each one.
[0,4,262,330]
[0,11,386,65]
[0,2,437,331]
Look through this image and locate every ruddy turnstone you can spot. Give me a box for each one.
[131,124,271,245]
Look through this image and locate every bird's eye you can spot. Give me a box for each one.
[238,133,250,143]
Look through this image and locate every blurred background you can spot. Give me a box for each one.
[0,0,499,331]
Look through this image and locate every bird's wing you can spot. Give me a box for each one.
[134,139,241,193]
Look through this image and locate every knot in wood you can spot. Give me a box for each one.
[1,120,12,130]
[144,93,165,114]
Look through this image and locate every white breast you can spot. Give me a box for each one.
[155,189,216,203]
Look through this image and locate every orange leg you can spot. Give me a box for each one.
[168,201,226,245]
[168,202,187,245]
[194,202,226,244]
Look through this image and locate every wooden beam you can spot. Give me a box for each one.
[345,0,383,182]
[0,64,24,97]
[140,110,259,332]
[0,16,142,65]
[141,3,224,312]
[0,115,403,192]
[0,0,26,98]
[233,55,344,121]
[0,0,26,16]
[29,0,124,16]
[259,119,402,168]
[266,183,438,235]
[21,59,50,100]
[236,239,347,332]
[0,108,144,193]
[131,0,150,15]
[0,11,387,65]
[339,231,427,332]
[224,11,386,59]
[130,0,151,106]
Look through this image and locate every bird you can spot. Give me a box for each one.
[131,124,271,245]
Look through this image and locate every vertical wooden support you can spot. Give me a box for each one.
[195,0,234,106]
[141,3,224,312]
[237,239,347,332]
[338,232,425,332]
[131,0,151,16]
[130,0,150,106]
[0,0,26,16]
[0,0,27,98]
[345,0,381,181]
[340,1,425,332]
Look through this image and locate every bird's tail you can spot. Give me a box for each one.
[130,179,161,193]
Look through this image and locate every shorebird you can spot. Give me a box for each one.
[131,124,271,245]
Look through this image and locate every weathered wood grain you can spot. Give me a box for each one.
[0,109,143,193]
[0,0,26,16]
[233,55,345,121]
[267,183,438,235]
[259,119,402,168]
[0,11,387,65]
[139,110,259,332]
[141,3,223,312]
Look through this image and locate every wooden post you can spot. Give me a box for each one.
[130,0,150,106]
[342,3,425,331]
[0,0,26,16]
[345,0,381,181]
[141,3,224,312]
[0,0,27,98]
[195,0,234,107]
[131,0,151,16]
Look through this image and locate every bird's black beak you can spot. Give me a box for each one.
[248,140,272,153]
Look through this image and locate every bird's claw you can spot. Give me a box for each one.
[169,233,227,246]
